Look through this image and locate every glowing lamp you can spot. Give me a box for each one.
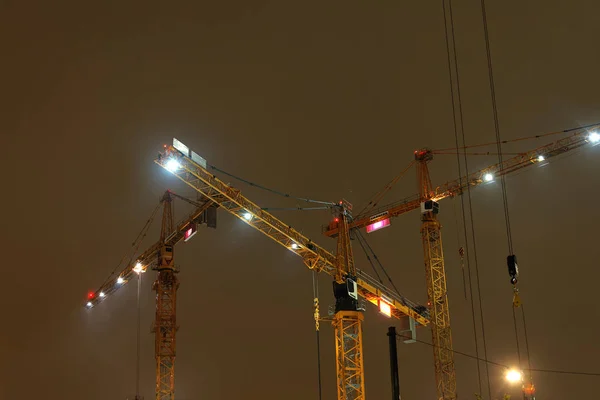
[366,218,391,234]
[165,158,181,172]
[505,369,522,383]
[379,300,392,317]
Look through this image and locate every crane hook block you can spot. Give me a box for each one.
[512,290,522,308]
[507,254,519,281]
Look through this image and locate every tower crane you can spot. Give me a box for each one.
[156,139,431,400]
[321,125,600,400]
[85,191,217,400]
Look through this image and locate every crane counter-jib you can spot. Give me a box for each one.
[155,143,431,327]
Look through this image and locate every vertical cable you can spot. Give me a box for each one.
[442,0,484,394]
[452,197,468,300]
[512,306,523,371]
[479,0,514,255]
[447,0,498,397]
[478,2,534,396]
[521,305,533,379]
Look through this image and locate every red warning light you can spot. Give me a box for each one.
[88,292,95,299]
[334,217,339,223]
[523,384,536,395]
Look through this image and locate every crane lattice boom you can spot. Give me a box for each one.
[323,125,599,237]
[155,144,430,327]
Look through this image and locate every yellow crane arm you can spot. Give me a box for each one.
[85,196,214,307]
[324,125,600,237]
[156,142,430,326]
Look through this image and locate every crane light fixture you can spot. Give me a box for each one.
[165,158,181,172]
[133,262,144,274]
[505,369,522,383]
[243,212,253,221]
[537,155,545,162]
[117,276,124,284]
[86,302,93,307]
[589,131,600,143]
[483,173,494,182]
[99,292,105,298]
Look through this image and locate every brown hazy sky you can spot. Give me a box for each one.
[2,1,600,399]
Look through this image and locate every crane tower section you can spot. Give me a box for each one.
[415,149,456,400]
[153,192,178,400]
[332,200,365,400]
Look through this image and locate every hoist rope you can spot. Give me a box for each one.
[443,0,494,396]
[479,1,513,255]
[451,197,467,300]
[208,164,335,206]
[356,232,384,284]
[477,0,539,394]
[356,230,402,296]
[522,304,533,380]
[479,0,536,386]
[511,305,523,373]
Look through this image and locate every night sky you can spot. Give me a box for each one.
[2,1,600,399]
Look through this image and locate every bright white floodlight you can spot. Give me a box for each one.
[505,369,522,383]
[483,173,494,182]
[165,158,181,172]
[243,212,253,221]
[291,243,299,250]
[589,131,600,143]
[537,155,545,162]
[99,292,105,298]
[133,262,144,274]
[86,302,93,307]
[117,276,124,284]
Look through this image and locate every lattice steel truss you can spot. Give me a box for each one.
[333,311,366,400]
[418,155,456,400]
[153,268,178,400]
[153,192,178,400]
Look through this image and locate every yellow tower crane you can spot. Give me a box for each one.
[86,191,217,400]
[156,139,431,400]
[322,125,600,400]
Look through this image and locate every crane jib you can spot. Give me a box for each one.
[157,142,431,327]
